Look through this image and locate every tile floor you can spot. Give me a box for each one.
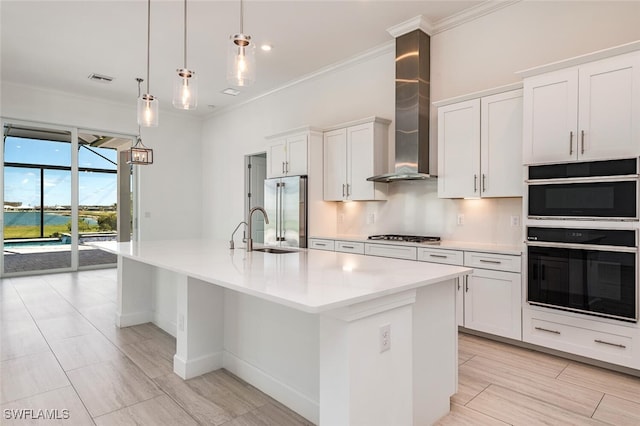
[2,269,640,425]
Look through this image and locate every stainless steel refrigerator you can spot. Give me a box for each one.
[264,175,307,248]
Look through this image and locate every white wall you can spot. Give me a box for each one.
[202,1,640,247]
[0,82,203,242]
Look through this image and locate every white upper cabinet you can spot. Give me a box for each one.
[522,50,640,165]
[323,117,390,201]
[266,129,316,178]
[437,86,523,199]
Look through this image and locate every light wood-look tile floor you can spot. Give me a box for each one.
[2,269,640,425]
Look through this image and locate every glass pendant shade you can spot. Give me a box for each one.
[172,69,197,109]
[127,136,154,165]
[137,93,159,127]
[227,34,255,87]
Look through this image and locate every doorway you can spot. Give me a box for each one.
[245,153,267,243]
[2,119,134,276]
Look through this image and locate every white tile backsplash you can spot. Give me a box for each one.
[336,179,522,246]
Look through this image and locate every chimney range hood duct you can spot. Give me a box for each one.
[368,29,432,183]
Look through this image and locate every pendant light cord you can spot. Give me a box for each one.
[146,0,151,93]
[183,0,187,68]
[239,0,243,34]
[136,78,143,136]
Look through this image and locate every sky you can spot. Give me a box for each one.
[4,137,118,207]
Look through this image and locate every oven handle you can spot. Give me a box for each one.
[526,175,639,185]
[525,240,638,253]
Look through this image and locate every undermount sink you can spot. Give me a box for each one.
[253,247,297,254]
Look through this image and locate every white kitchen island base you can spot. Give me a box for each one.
[103,240,469,425]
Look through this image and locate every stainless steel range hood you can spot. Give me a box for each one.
[368,28,432,183]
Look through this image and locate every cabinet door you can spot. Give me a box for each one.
[286,134,308,175]
[464,269,522,340]
[347,123,376,200]
[267,139,287,178]
[438,99,480,198]
[522,69,578,164]
[578,52,640,161]
[323,129,347,201]
[480,90,523,197]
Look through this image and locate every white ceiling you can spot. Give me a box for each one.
[1,0,483,118]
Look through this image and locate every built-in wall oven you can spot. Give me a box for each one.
[525,158,640,323]
[527,227,637,322]
[527,158,638,221]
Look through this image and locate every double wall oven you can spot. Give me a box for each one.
[526,158,639,322]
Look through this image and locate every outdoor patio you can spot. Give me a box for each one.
[4,247,116,273]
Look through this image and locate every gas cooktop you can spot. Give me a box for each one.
[367,234,441,244]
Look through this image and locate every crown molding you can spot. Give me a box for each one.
[432,0,521,34]
[386,15,433,37]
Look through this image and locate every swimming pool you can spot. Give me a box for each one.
[4,239,68,248]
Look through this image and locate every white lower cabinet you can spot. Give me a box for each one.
[523,308,639,369]
[463,269,522,340]
[462,252,522,340]
[335,241,365,254]
[364,243,417,260]
[308,238,335,251]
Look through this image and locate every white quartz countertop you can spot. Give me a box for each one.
[310,235,523,255]
[94,239,471,314]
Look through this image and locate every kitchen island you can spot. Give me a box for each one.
[95,239,471,425]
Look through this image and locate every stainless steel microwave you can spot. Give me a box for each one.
[527,158,639,221]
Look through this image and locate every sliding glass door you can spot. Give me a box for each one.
[2,119,133,276]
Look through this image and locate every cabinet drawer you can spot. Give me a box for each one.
[309,239,335,251]
[335,241,365,254]
[524,310,638,369]
[418,248,463,265]
[364,243,417,260]
[464,252,521,273]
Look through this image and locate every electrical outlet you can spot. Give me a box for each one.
[379,324,391,353]
[144,211,151,218]
[367,213,376,224]
[339,214,345,223]
[457,214,465,226]
[510,215,520,227]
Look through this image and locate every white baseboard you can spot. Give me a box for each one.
[116,310,153,327]
[223,352,319,425]
[174,352,224,380]
[153,315,177,338]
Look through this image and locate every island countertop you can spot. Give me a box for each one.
[95,239,472,314]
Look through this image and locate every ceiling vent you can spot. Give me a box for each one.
[222,88,240,96]
[88,73,114,83]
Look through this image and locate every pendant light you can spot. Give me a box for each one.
[137,0,159,127]
[227,0,255,87]
[173,0,197,109]
[128,78,154,165]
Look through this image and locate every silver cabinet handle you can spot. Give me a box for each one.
[342,183,346,197]
[473,174,478,193]
[457,278,461,291]
[429,254,447,258]
[482,174,486,193]
[569,131,573,155]
[479,259,502,264]
[594,339,626,349]
[316,243,326,247]
[342,245,355,249]
[346,183,350,197]
[285,161,289,173]
[282,162,285,174]
[581,130,585,154]
[535,326,560,335]
[464,277,469,293]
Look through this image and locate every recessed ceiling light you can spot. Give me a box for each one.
[222,88,241,96]
[88,73,114,83]
[260,44,272,52]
